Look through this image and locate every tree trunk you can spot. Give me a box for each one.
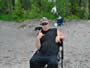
[78,0,82,7]
[7,0,12,15]
[12,0,15,9]
[84,0,89,19]
[65,0,69,16]
[20,0,23,8]
[24,0,30,10]
[89,0,90,13]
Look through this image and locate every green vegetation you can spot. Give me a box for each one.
[0,0,90,22]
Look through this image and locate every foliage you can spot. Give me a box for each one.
[0,0,90,22]
[56,0,66,16]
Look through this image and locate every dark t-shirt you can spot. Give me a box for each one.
[41,29,50,35]
[39,28,60,56]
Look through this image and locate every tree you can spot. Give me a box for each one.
[24,0,30,10]
[84,0,89,19]
[12,0,15,9]
[7,0,12,15]
[89,0,90,12]
[65,0,69,16]
[0,0,8,14]
[78,0,82,7]
[56,0,65,16]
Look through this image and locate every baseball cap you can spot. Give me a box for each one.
[40,17,49,25]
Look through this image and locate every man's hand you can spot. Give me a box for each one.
[55,36,61,43]
[37,30,44,40]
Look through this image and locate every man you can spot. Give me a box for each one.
[30,17,64,68]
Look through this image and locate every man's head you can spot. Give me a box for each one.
[40,17,49,31]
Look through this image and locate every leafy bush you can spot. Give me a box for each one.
[66,15,80,19]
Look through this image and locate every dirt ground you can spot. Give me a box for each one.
[0,19,90,68]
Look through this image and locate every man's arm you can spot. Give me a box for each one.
[36,37,41,50]
[36,30,44,50]
[56,29,64,43]
[57,29,64,40]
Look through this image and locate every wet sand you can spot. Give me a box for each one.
[0,20,90,68]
